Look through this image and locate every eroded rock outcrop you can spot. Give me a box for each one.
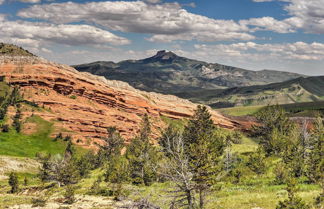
[0,56,250,149]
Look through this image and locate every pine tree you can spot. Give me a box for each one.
[281,132,305,178]
[13,105,21,133]
[38,143,80,186]
[254,105,296,155]
[305,117,324,184]
[24,177,28,186]
[99,126,124,161]
[76,151,98,177]
[276,176,310,209]
[183,105,225,208]
[64,185,76,204]
[38,154,52,182]
[58,142,80,186]
[126,114,160,186]
[246,147,266,175]
[274,162,289,185]
[8,172,19,193]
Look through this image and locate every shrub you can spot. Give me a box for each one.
[1,124,9,132]
[276,177,310,209]
[32,197,47,207]
[64,185,76,204]
[231,131,243,144]
[89,177,102,195]
[246,147,266,175]
[274,162,288,185]
[24,177,28,186]
[8,172,19,193]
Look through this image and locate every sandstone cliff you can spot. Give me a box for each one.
[0,56,249,149]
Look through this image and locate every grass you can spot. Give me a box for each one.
[218,105,264,116]
[218,101,324,117]
[0,115,67,158]
[231,136,259,154]
[160,115,187,130]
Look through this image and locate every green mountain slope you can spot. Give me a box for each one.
[73,50,304,94]
[178,76,324,108]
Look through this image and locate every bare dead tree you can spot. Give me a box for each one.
[160,133,197,209]
[300,119,311,160]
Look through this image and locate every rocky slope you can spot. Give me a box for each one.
[74,50,304,96]
[0,54,250,149]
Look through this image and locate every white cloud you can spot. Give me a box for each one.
[192,42,324,61]
[0,0,4,5]
[19,0,41,3]
[240,17,295,33]
[252,0,274,2]
[0,17,130,52]
[19,0,324,43]
[17,1,255,42]
[284,0,324,34]
[252,0,324,33]
[143,0,161,3]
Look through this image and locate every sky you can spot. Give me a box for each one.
[0,0,324,75]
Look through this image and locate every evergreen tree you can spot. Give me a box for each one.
[183,105,225,208]
[64,185,76,204]
[276,177,310,209]
[281,128,305,178]
[57,160,80,186]
[76,151,98,177]
[24,177,28,186]
[126,114,160,186]
[254,105,296,155]
[13,105,21,133]
[246,147,266,175]
[38,143,80,186]
[99,126,124,161]
[57,142,80,186]
[38,154,52,182]
[274,162,289,185]
[305,117,324,184]
[8,172,19,193]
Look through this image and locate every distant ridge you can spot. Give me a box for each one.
[178,76,324,107]
[74,50,305,96]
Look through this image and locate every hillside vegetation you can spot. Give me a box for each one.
[0,43,34,56]
[179,76,324,108]
[0,104,322,209]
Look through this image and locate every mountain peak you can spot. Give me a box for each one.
[0,43,35,57]
[151,50,178,61]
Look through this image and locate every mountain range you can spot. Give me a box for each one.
[74,50,324,107]
[74,50,304,93]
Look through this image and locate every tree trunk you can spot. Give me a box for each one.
[199,188,205,209]
[187,189,194,209]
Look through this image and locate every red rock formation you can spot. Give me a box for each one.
[0,56,251,149]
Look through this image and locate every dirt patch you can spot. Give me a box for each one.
[0,156,40,180]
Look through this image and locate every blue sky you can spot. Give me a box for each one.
[0,0,323,75]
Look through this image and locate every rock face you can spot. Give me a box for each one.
[0,56,249,149]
